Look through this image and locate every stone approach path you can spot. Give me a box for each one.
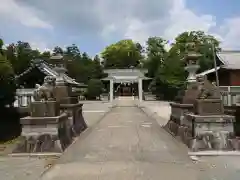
[1,99,240,180]
[40,99,223,180]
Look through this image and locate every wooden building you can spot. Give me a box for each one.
[197,51,240,86]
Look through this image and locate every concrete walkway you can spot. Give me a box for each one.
[41,100,208,180]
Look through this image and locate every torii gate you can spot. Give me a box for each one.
[102,69,151,102]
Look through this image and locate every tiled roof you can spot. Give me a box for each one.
[196,50,240,76]
[15,59,84,86]
[217,51,240,69]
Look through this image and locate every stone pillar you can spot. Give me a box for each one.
[138,78,143,102]
[110,79,114,102]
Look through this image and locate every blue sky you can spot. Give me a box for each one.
[187,0,240,22]
[1,0,240,56]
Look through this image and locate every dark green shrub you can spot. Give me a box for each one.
[0,54,16,107]
[85,79,103,100]
[0,54,20,142]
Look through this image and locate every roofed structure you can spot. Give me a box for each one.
[102,69,151,83]
[197,50,240,76]
[15,59,86,87]
[196,50,240,86]
[217,51,240,69]
[102,68,151,102]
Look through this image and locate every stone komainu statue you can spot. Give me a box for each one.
[197,75,221,99]
[33,76,56,101]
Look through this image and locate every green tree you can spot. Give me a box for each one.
[149,45,186,100]
[53,46,64,55]
[65,44,81,58]
[85,79,104,99]
[101,39,143,68]
[0,39,3,55]
[63,46,104,84]
[64,44,81,81]
[0,54,16,107]
[6,41,35,75]
[91,55,104,79]
[172,31,220,72]
[5,43,17,68]
[144,37,167,77]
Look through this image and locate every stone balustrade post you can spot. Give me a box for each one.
[138,78,143,102]
[110,79,114,102]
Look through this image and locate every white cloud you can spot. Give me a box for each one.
[0,0,52,29]
[29,41,49,52]
[97,0,217,47]
[218,17,240,49]
[1,0,240,51]
[164,0,216,40]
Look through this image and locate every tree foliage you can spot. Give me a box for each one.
[85,79,104,99]
[0,52,16,107]
[144,37,167,77]
[172,31,220,72]
[148,31,220,100]
[101,39,143,68]
[0,30,221,101]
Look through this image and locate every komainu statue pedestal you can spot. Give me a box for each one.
[13,113,71,153]
[12,76,74,154]
[182,114,235,151]
[30,101,60,117]
[167,76,236,151]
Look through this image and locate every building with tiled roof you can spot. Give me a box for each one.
[15,59,86,88]
[197,50,240,86]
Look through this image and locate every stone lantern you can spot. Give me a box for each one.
[50,53,67,86]
[184,42,202,84]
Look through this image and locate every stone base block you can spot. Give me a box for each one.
[166,113,236,151]
[184,114,235,151]
[60,97,78,104]
[60,103,87,136]
[13,113,72,154]
[165,120,179,135]
[30,101,60,117]
[194,99,224,115]
[170,103,193,124]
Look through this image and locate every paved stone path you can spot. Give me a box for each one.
[82,101,113,127]
[0,157,47,180]
[41,100,208,180]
